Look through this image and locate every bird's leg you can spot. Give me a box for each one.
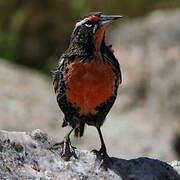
[51,127,77,161]
[92,126,113,169]
[97,126,107,155]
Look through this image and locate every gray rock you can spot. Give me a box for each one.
[0,129,179,180]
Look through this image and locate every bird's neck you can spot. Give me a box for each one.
[66,28,106,57]
[66,41,93,56]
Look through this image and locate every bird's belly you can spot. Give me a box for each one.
[64,59,116,115]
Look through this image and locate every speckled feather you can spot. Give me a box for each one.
[52,13,122,137]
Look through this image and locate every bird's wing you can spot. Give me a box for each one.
[102,45,122,85]
[52,56,66,93]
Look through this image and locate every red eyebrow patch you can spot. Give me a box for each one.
[88,17,101,21]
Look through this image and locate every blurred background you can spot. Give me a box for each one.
[0,0,180,161]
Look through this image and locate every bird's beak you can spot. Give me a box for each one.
[99,14,123,26]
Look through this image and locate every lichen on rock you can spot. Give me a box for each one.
[0,129,179,180]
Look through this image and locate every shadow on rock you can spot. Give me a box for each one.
[108,156,180,180]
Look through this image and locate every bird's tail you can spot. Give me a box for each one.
[74,121,85,137]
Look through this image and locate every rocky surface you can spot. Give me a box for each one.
[0,129,179,180]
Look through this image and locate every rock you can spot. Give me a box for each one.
[0,129,179,180]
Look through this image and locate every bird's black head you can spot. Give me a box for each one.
[70,12,123,51]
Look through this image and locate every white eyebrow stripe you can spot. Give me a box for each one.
[75,18,89,29]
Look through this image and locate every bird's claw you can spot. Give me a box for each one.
[91,149,113,170]
[51,139,78,161]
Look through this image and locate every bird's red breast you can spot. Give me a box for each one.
[64,57,116,115]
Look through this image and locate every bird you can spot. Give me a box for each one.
[52,12,123,162]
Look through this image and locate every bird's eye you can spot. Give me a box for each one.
[85,21,93,27]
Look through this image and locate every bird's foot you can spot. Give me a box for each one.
[51,138,78,161]
[91,149,113,170]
